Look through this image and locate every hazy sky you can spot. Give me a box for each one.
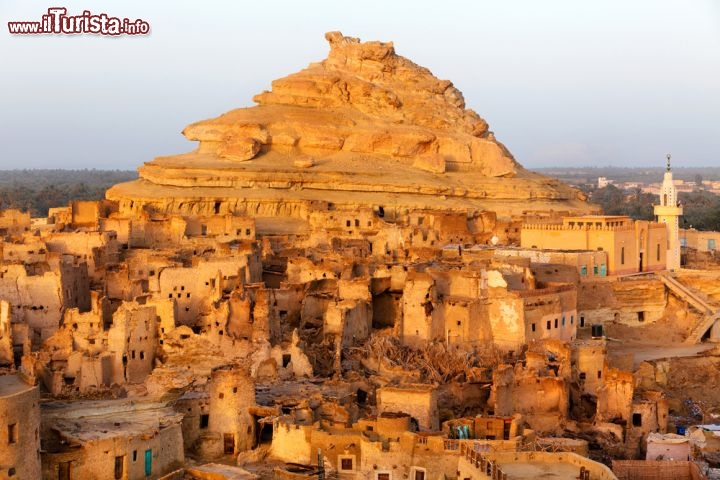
[1,0,718,170]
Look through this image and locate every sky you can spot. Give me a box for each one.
[0,0,718,171]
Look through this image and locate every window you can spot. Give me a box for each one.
[579,372,586,380]
[546,321,551,330]
[593,264,598,275]
[414,469,426,480]
[340,457,354,471]
[377,474,390,480]
[531,323,536,332]
[580,265,587,276]
[571,315,574,324]
[8,423,17,444]
[346,220,351,227]
[282,354,292,368]
[200,414,209,429]
[133,450,138,462]
[597,370,602,379]
[632,413,642,427]
[580,316,585,328]
[114,456,125,480]
[621,247,625,265]
[657,244,661,261]
[223,433,234,454]
[554,318,558,328]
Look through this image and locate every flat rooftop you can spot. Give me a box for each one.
[42,399,182,444]
[0,374,35,397]
[499,461,588,479]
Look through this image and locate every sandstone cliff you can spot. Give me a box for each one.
[107,32,593,221]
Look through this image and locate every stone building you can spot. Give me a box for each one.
[0,374,41,480]
[521,215,668,275]
[192,365,256,460]
[41,400,184,480]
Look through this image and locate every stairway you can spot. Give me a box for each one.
[656,271,720,344]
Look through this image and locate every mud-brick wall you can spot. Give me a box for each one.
[0,377,40,480]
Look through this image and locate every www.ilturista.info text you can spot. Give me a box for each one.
[8,8,150,35]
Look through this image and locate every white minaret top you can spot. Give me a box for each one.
[654,154,683,270]
[659,154,677,207]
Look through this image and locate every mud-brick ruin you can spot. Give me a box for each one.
[2,32,720,480]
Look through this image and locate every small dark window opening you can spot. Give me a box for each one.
[546,321,551,330]
[579,372,586,380]
[637,311,645,322]
[282,354,292,368]
[214,201,221,214]
[200,414,209,429]
[531,323,536,332]
[632,413,642,427]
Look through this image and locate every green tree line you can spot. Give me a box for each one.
[0,170,137,217]
[590,184,720,231]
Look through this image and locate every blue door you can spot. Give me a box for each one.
[144,449,152,476]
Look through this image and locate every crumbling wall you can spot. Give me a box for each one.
[377,385,439,432]
[491,363,568,433]
[0,300,13,366]
[402,273,442,348]
[107,303,159,384]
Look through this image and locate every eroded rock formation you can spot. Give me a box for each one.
[107,32,592,223]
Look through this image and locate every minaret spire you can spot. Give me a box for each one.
[655,154,683,270]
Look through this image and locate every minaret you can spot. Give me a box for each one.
[654,154,683,270]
